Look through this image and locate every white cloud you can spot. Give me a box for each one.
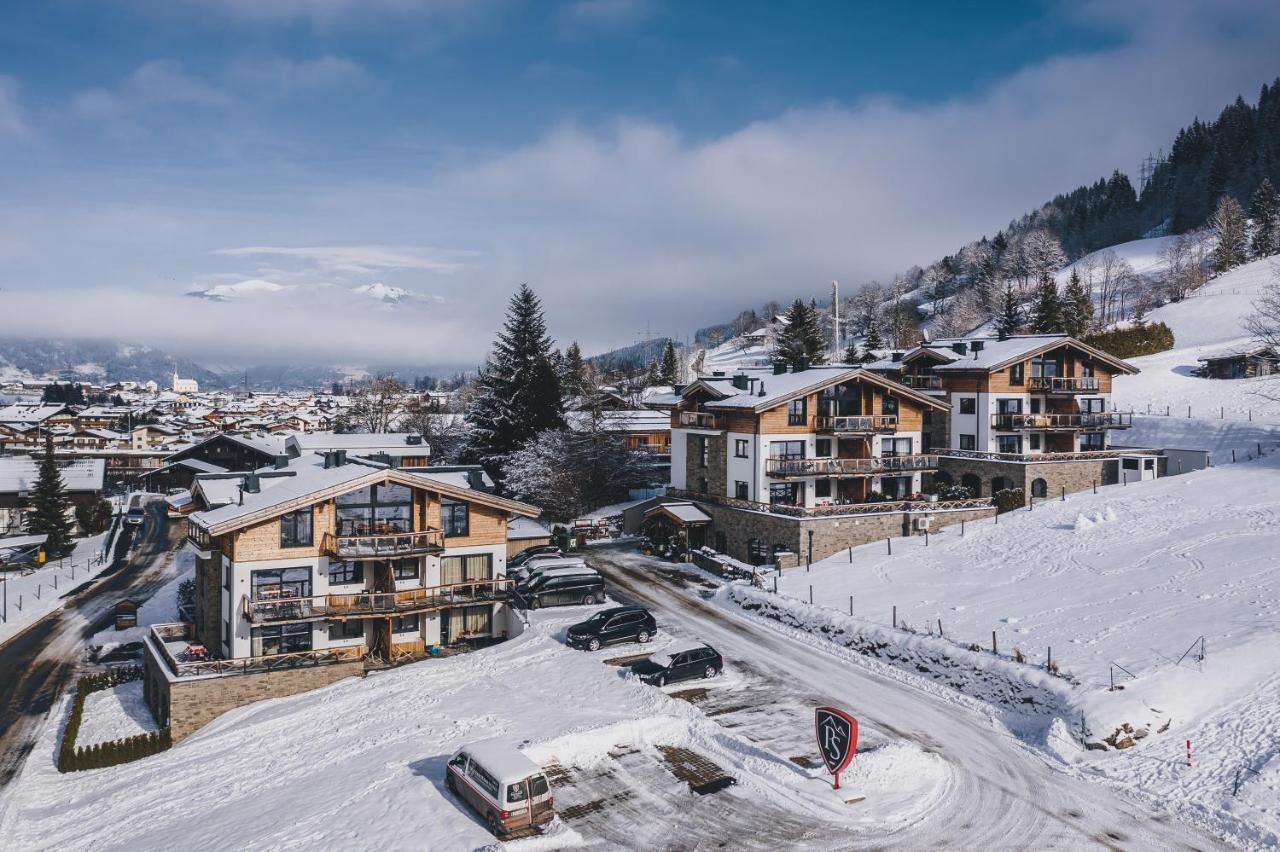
[353,282,413,304]
[227,55,374,96]
[213,245,471,275]
[0,77,30,138]
[177,0,483,27]
[70,60,231,130]
[187,279,293,301]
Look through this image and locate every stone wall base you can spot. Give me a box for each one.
[936,457,1121,505]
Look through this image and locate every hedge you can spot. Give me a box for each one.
[1082,322,1175,359]
[993,488,1026,515]
[58,666,173,773]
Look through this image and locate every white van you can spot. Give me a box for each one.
[446,739,555,836]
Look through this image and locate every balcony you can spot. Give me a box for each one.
[766,454,938,478]
[148,622,364,678]
[666,487,991,519]
[322,528,445,560]
[186,523,215,559]
[990,412,1132,431]
[1028,376,1100,393]
[242,579,514,625]
[899,375,944,392]
[678,411,722,430]
[814,415,898,433]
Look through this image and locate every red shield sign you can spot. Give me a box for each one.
[814,706,858,786]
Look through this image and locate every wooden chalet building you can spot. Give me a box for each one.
[143,449,540,741]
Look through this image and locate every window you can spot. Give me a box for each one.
[392,613,419,632]
[1122,458,1140,470]
[881,437,911,457]
[769,440,805,461]
[329,619,363,641]
[1081,362,1095,377]
[251,622,311,657]
[881,395,898,417]
[440,553,493,585]
[699,436,709,467]
[467,761,501,800]
[961,473,981,496]
[393,558,420,581]
[223,561,231,590]
[959,398,976,415]
[734,480,749,500]
[769,482,801,506]
[787,398,807,426]
[507,782,529,804]
[337,484,412,537]
[442,499,469,537]
[814,439,831,457]
[997,435,1022,454]
[1029,433,1042,451]
[815,478,831,499]
[251,566,311,601]
[1009,363,1025,385]
[734,439,749,458]
[280,508,313,548]
[997,398,1023,414]
[223,617,231,650]
[449,605,492,642]
[1081,432,1104,451]
[1031,478,1048,498]
[1081,397,1105,413]
[1031,356,1060,378]
[747,538,768,565]
[1030,397,1042,414]
[328,560,363,585]
[959,434,976,451]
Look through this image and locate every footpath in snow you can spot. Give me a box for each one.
[0,530,113,647]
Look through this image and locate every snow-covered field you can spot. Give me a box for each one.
[775,453,1280,847]
[0,602,950,852]
[1113,256,1280,422]
[0,530,112,647]
[76,682,158,746]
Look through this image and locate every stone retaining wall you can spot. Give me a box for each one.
[937,457,1119,504]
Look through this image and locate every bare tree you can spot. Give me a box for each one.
[1095,250,1136,326]
[1160,229,1212,302]
[343,376,407,433]
[1245,261,1280,400]
[850,282,884,335]
[398,396,466,464]
[932,288,986,338]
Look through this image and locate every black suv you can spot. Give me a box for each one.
[566,606,658,651]
[519,570,605,609]
[630,643,723,687]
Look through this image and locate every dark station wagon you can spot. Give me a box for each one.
[566,606,658,651]
[630,641,723,687]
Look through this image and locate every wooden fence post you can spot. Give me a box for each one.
[991,630,997,655]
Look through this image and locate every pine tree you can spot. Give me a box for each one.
[1030,272,1063,333]
[461,285,565,488]
[562,342,588,399]
[995,284,1024,337]
[26,436,73,558]
[658,340,679,385]
[1061,269,1095,338]
[775,299,828,368]
[1210,195,1248,270]
[863,322,884,354]
[842,339,861,365]
[1250,177,1280,258]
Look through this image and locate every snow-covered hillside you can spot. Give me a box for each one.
[1112,256,1280,421]
[779,452,1280,848]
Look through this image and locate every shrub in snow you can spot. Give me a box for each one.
[58,666,172,773]
[994,488,1025,514]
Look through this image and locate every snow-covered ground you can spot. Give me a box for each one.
[1057,235,1180,287]
[0,530,112,647]
[1113,257,1280,422]
[0,601,951,852]
[76,682,158,746]
[774,453,1280,847]
[87,545,194,651]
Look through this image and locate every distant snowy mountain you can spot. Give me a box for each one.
[352,282,412,304]
[0,339,226,388]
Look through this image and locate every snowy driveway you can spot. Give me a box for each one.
[587,547,1229,851]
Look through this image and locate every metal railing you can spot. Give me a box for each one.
[242,578,514,624]
[1028,376,1100,393]
[678,411,721,429]
[814,415,898,433]
[990,412,1132,430]
[937,447,1160,463]
[899,375,943,390]
[765,454,938,477]
[666,487,992,518]
[322,528,445,559]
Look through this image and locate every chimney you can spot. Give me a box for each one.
[796,356,809,373]
[334,449,347,466]
[891,352,903,363]
[242,472,260,494]
[970,340,985,353]
[951,342,968,356]
[731,373,749,391]
[757,382,766,397]
[997,330,1009,342]
[772,361,787,375]
[273,454,289,469]
[405,434,422,445]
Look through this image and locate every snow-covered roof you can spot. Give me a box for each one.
[287,433,429,457]
[687,366,946,412]
[0,403,70,425]
[457,739,544,784]
[908,334,1137,374]
[564,410,670,433]
[1196,345,1279,362]
[0,458,105,493]
[507,516,552,541]
[645,502,711,524]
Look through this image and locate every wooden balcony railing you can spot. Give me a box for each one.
[990,412,1132,430]
[242,578,514,624]
[678,411,721,429]
[322,528,445,560]
[766,454,938,478]
[666,487,992,518]
[1028,376,1100,393]
[937,448,1158,463]
[814,415,898,433]
[899,375,944,391]
[148,622,364,678]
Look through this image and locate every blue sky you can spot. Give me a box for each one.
[0,0,1277,367]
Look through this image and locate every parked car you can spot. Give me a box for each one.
[630,641,723,687]
[446,739,555,837]
[566,606,657,651]
[512,556,587,586]
[517,565,604,609]
[125,506,146,526]
[509,545,560,570]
